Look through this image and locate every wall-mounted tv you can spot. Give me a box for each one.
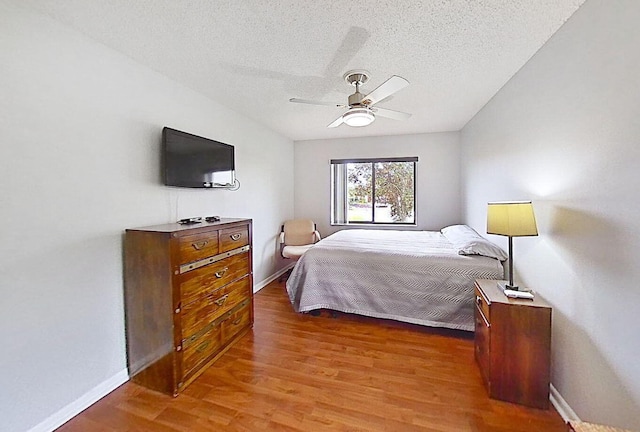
[162,127,235,188]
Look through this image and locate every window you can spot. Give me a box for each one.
[331,157,417,225]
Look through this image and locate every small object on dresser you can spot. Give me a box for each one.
[504,289,534,300]
[205,216,221,222]
[178,217,203,224]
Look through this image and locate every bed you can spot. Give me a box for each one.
[285,225,506,331]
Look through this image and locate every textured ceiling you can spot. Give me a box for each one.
[19,0,585,141]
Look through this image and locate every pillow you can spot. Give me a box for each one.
[441,224,508,261]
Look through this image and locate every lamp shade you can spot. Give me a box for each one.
[487,201,538,237]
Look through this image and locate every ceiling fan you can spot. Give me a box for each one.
[289,70,411,128]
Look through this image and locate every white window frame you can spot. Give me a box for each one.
[330,157,418,226]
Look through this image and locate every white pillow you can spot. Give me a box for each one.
[441,224,508,261]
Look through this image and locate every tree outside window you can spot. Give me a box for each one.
[331,157,417,225]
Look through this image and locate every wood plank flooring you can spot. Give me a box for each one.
[57,280,567,431]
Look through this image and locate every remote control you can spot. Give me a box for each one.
[205,216,220,222]
[504,289,534,300]
[178,217,203,225]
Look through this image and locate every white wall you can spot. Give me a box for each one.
[460,0,640,429]
[294,133,461,236]
[0,2,293,431]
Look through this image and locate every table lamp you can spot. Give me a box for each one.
[487,201,538,291]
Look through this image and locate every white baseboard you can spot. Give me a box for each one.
[27,369,129,432]
[253,263,295,293]
[550,383,580,424]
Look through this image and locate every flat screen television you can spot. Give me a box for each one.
[162,127,235,188]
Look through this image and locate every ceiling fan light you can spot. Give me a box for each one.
[343,108,375,127]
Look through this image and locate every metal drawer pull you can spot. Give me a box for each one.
[214,294,229,306]
[195,340,211,353]
[215,268,228,278]
[232,318,241,325]
[476,295,482,305]
[230,233,242,241]
[192,240,208,250]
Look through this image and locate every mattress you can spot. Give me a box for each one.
[286,229,504,331]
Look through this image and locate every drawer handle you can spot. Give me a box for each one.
[195,340,211,353]
[476,295,482,306]
[215,267,228,278]
[192,240,209,250]
[232,318,241,325]
[214,294,229,306]
[230,233,242,241]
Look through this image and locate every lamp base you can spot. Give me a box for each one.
[496,281,532,293]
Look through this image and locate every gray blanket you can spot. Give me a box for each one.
[286,229,504,331]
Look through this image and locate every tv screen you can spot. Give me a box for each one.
[163,127,235,188]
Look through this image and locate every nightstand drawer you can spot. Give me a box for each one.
[474,284,490,324]
[474,303,491,389]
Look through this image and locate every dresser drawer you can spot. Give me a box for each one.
[221,300,252,346]
[181,277,251,339]
[178,230,219,264]
[179,252,250,304]
[219,226,249,253]
[182,322,222,379]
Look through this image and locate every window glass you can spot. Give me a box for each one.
[331,157,417,225]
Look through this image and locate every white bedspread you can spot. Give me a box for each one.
[286,229,504,331]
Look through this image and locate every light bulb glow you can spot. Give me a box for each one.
[343,108,375,127]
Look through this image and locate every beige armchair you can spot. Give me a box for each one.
[279,219,321,280]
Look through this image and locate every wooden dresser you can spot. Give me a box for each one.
[474,279,552,409]
[124,218,253,396]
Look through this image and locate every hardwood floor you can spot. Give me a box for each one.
[57,280,567,431]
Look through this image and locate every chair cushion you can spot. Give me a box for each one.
[282,244,314,259]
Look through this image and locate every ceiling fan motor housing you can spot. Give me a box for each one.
[344,70,370,106]
[348,91,365,106]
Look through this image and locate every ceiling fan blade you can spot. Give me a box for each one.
[371,107,412,121]
[327,115,344,128]
[289,98,346,108]
[362,75,409,106]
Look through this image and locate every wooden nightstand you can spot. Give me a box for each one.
[474,279,552,409]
